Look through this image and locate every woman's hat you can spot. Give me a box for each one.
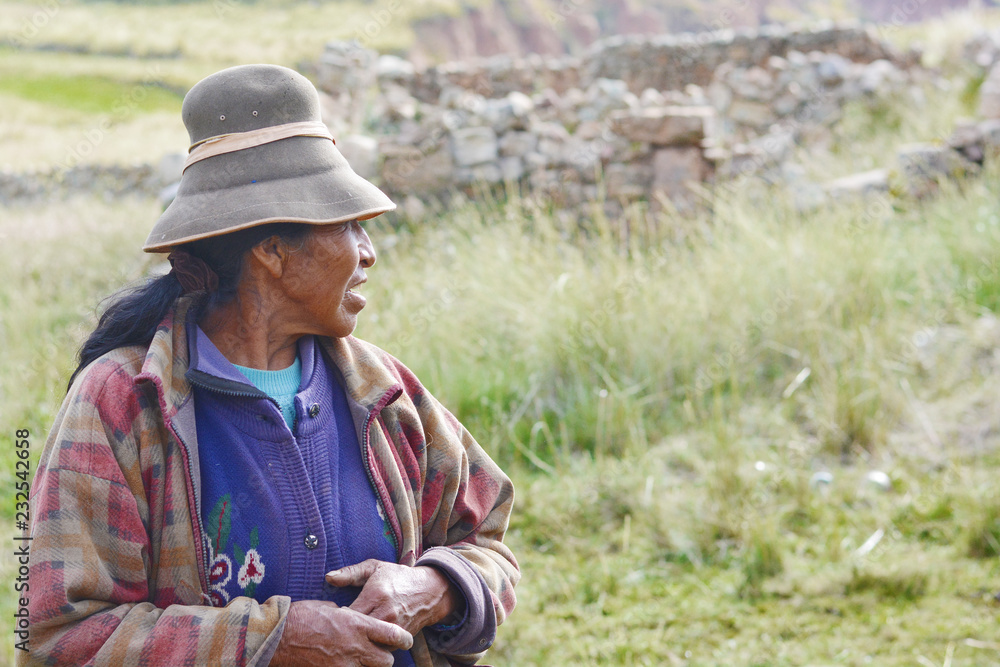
[143,64,395,252]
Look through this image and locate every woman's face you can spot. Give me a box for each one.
[278,219,376,339]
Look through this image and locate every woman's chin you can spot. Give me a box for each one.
[326,311,360,339]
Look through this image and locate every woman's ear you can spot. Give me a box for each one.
[249,235,293,279]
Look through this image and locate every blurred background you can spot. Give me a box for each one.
[3,0,1000,665]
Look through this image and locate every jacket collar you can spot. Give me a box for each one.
[319,336,403,415]
[136,295,198,416]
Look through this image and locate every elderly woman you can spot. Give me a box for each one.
[23,65,518,667]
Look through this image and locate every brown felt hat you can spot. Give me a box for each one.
[143,64,395,252]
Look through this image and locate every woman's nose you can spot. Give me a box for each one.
[358,225,376,269]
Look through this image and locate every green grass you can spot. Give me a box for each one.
[0,0,462,167]
[0,70,182,114]
[6,162,1000,664]
[4,5,1000,667]
[0,0,454,67]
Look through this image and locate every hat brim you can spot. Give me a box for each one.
[143,136,395,252]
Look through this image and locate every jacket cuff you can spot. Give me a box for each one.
[416,546,497,655]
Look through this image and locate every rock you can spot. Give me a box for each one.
[979,62,1000,119]
[809,471,834,489]
[824,169,890,199]
[767,55,789,71]
[898,143,975,197]
[604,162,653,198]
[717,129,794,180]
[772,92,799,117]
[640,88,667,107]
[481,91,534,134]
[651,146,711,205]
[507,91,534,117]
[455,162,503,185]
[537,135,567,166]
[380,143,454,193]
[963,30,1000,70]
[865,471,892,492]
[786,65,820,97]
[376,54,415,83]
[534,121,571,141]
[380,85,418,122]
[684,84,707,106]
[728,99,773,128]
[706,80,732,113]
[482,98,518,134]
[815,53,851,86]
[524,151,547,170]
[573,120,605,141]
[859,59,901,94]
[534,122,571,166]
[339,134,379,179]
[735,66,773,100]
[580,78,634,120]
[499,156,525,181]
[401,194,426,221]
[499,131,538,158]
[607,106,714,146]
[586,77,629,104]
[318,41,378,91]
[451,126,498,167]
[979,118,1000,155]
[158,180,180,209]
[948,121,985,164]
[157,152,185,186]
[563,137,601,174]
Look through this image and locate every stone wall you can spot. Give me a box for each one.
[307,23,921,219]
[585,23,906,94]
[328,22,907,105]
[3,22,985,219]
[0,163,165,205]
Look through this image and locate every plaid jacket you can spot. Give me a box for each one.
[22,296,518,666]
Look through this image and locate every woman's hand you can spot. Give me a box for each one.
[326,560,465,636]
[270,599,412,667]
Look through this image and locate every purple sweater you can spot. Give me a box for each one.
[186,325,489,662]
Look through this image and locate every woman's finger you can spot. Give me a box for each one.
[326,559,380,587]
[360,652,396,667]
[362,615,414,651]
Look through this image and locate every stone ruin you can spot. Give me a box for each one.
[5,21,1000,216]
[305,22,932,220]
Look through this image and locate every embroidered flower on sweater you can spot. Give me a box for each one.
[238,548,266,589]
[233,527,264,598]
[205,493,266,602]
[204,535,233,606]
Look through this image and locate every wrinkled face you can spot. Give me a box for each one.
[278,219,376,339]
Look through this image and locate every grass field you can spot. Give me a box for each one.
[3,2,1000,666]
[3,168,1000,665]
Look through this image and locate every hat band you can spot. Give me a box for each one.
[183,121,335,173]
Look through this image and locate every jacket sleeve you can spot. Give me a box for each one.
[20,358,289,667]
[389,359,520,664]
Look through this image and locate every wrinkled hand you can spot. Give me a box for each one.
[270,599,412,667]
[325,559,463,636]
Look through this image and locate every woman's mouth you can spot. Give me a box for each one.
[344,283,366,309]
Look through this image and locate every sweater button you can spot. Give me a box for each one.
[308,403,320,418]
[304,534,318,549]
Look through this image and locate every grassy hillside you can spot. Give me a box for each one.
[3,4,1000,666]
[2,0,1000,169]
[0,0,449,168]
[4,166,1000,666]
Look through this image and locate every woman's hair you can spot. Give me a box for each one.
[69,222,311,389]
